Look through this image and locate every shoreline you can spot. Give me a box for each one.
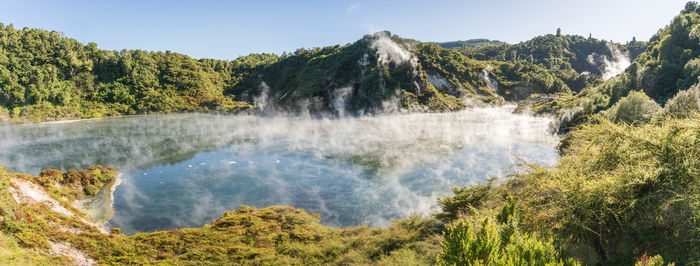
[77,172,123,231]
[0,100,557,125]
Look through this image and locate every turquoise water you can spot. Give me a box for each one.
[0,107,558,234]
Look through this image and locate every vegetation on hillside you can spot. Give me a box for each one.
[437,114,700,264]
[414,42,592,102]
[0,22,635,122]
[435,39,508,50]
[0,24,255,122]
[528,2,699,131]
[433,5,700,263]
[463,33,646,78]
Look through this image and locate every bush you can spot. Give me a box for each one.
[603,91,661,124]
[657,84,700,119]
[437,217,500,265]
[522,118,700,264]
[635,253,672,266]
[436,182,493,222]
[435,115,700,264]
[436,201,574,265]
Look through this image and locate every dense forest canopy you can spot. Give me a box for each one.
[462,34,647,77]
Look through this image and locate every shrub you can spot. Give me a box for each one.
[520,118,700,264]
[657,84,700,119]
[435,115,700,264]
[603,90,661,124]
[436,202,574,265]
[635,253,671,266]
[436,182,493,222]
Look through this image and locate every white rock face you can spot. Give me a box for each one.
[9,178,109,233]
[479,69,499,94]
[49,241,96,266]
[427,73,454,93]
[9,178,73,217]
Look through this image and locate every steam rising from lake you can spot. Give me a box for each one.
[0,106,558,234]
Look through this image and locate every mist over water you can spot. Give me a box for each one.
[0,106,558,234]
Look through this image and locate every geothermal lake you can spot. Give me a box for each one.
[0,106,558,234]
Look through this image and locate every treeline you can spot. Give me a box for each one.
[415,42,595,101]
[0,24,263,121]
[435,39,508,49]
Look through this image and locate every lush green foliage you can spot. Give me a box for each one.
[0,25,613,122]
[0,24,252,122]
[656,84,700,119]
[631,4,700,103]
[602,90,661,124]
[436,116,700,264]
[524,2,699,132]
[436,39,509,50]
[463,34,645,78]
[415,43,584,102]
[228,32,472,114]
[635,253,673,266]
[437,199,574,265]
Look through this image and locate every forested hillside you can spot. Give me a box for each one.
[463,34,647,78]
[528,2,700,130]
[0,24,255,121]
[0,22,643,122]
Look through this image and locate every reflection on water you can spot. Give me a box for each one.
[0,107,559,234]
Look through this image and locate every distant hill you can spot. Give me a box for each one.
[434,39,508,49]
[462,34,648,78]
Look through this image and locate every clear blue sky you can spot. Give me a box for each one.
[0,0,690,60]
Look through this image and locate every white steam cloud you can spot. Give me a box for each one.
[332,86,353,117]
[370,32,418,70]
[254,81,270,112]
[587,43,632,80]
